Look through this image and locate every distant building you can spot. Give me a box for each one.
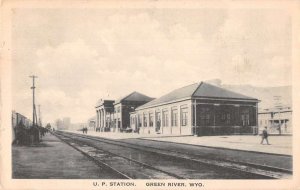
[258,107,292,134]
[69,123,85,131]
[55,119,63,130]
[63,117,71,130]
[56,117,71,130]
[131,82,259,136]
[87,116,96,131]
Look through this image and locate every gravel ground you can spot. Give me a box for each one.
[12,133,119,179]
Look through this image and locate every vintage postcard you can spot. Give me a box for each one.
[0,0,299,189]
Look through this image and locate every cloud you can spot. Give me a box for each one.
[209,9,292,85]
[12,9,292,123]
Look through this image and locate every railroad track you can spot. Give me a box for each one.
[53,132,181,179]
[90,134,292,176]
[134,137,293,174]
[54,131,292,179]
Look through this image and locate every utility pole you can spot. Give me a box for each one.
[274,95,282,135]
[29,75,38,126]
[38,105,42,127]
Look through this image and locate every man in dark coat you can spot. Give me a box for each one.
[260,126,270,145]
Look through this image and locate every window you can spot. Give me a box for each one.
[171,108,178,127]
[156,112,161,122]
[138,114,142,128]
[118,119,121,128]
[156,112,160,127]
[117,106,121,113]
[149,113,154,127]
[226,113,231,124]
[143,113,148,127]
[200,107,211,125]
[156,112,161,131]
[221,113,226,120]
[162,109,169,127]
[181,107,188,126]
[130,116,135,125]
[241,108,250,126]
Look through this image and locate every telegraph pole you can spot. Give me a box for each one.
[29,75,38,126]
[274,95,282,135]
[38,104,42,127]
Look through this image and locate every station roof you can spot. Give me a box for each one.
[95,99,115,108]
[114,91,154,105]
[193,82,257,99]
[136,82,258,110]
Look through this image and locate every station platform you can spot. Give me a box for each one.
[12,132,119,179]
[145,135,292,156]
[66,130,292,156]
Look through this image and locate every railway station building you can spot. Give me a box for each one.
[95,92,154,132]
[130,82,259,136]
[95,99,115,132]
[113,92,154,132]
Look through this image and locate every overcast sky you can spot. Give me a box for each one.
[12,8,292,124]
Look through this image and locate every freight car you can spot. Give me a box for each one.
[12,111,43,145]
[12,111,32,143]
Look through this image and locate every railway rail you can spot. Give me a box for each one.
[54,132,179,179]
[54,131,292,179]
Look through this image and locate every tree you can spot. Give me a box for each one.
[45,123,52,130]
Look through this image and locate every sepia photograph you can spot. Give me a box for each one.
[1,0,299,189]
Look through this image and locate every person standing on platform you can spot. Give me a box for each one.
[261,126,270,145]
